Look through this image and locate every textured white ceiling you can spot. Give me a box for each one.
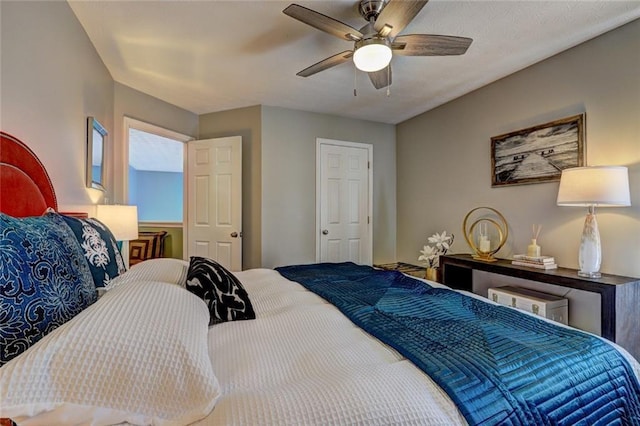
[68,0,640,125]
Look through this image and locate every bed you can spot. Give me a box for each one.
[1,131,639,425]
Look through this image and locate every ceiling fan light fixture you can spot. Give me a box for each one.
[353,37,392,72]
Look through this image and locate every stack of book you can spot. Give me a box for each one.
[511,254,558,270]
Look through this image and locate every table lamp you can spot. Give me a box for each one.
[557,166,631,278]
[96,204,139,268]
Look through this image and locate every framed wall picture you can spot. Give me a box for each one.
[491,114,585,187]
[87,117,107,191]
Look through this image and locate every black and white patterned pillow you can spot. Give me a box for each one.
[185,256,255,326]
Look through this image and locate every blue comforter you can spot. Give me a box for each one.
[276,262,640,425]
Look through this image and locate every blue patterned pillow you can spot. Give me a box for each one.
[0,212,97,366]
[55,213,126,289]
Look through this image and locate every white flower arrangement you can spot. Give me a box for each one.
[418,231,454,268]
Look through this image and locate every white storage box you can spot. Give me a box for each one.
[488,286,568,325]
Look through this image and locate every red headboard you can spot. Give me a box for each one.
[0,131,58,217]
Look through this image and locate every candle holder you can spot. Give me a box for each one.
[462,207,509,262]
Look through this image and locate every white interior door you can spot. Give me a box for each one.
[317,139,372,265]
[187,136,242,271]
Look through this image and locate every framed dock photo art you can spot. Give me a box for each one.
[491,114,585,187]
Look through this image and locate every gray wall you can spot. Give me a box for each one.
[199,106,263,269]
[1,1,113,208]
[198,105,397,270]
[261,106,396,268]
[0,1,199,214]
[397,19,640,278]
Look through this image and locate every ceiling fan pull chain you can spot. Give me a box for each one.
[353,66,358,97]
[386,64,391,97]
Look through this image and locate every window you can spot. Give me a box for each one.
[125,118,191,224]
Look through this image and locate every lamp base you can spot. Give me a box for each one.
[578,208,602,281]
[578,271,601,279]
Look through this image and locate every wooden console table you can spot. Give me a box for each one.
[374,262,426,279]
[440,254,640,360]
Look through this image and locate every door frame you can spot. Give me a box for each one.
[315,138,373,263]
[122,117,193,259]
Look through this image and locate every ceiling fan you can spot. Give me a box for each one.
[283,0,472,90]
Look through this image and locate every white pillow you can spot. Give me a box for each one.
[0,280,219,426]
[106,257,190,291]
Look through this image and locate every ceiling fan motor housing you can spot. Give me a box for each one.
[359,0,387,22]
[355,34,391,51]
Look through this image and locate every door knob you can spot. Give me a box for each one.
[322,229,329,235]
[230,232,238,238]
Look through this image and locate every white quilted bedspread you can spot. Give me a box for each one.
[0,267,219,425]
[197,268,467,426]
[4,260,638,425]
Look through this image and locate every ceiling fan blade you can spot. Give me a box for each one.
[374,0,429,38]
[368,66,392,90]
[297,50,354,77]
[392,34,472,56]
[284,4,363,42]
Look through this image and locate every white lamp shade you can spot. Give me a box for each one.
[557,166,631,207]
[353,42,392,72]
[96,205,139,241]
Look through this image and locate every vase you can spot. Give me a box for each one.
[426,267,440,282]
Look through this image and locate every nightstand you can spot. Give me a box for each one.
[375,262,427,280]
